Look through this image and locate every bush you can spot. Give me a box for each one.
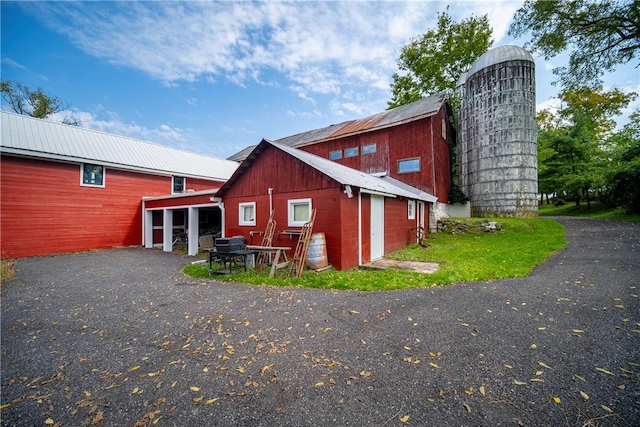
[448,184,469,204]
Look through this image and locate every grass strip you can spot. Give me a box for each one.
[184,218,567,291]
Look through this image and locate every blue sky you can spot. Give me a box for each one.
[2,1,638,160]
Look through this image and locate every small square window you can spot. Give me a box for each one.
[239,202,256,226]
[408,200,416,220]
[329,150,342,160]
[173,176,185,193]
[81,163,104,187]
[344,147,358,158]
[288,198,312,227]
[362,143,376,154]
[398,158,421,173]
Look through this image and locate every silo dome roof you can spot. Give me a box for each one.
[455,71,467,88]
[467,45,534,78]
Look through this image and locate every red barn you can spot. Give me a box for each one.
[1,112,238,258]
[230,93,452,219]
[216,139,436,271]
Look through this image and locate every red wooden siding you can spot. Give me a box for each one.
[220,145,432,271]
[221,146,368,270]
[0,156,220,258]
[183,177,222,192]
[383,197,419,253]
[300,131,390,175]
[297,112,450,203]
[337,193,361,269]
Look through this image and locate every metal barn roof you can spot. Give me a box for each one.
[218,138,437,203]
[1,111,239,181]
[273,92,447,149]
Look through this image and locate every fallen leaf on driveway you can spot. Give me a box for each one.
[596,368,614,376]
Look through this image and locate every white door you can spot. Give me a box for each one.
[370,196,384,260]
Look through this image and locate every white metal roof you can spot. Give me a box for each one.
[1,111,239,181]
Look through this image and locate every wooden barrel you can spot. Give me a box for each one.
[306,232,328,269]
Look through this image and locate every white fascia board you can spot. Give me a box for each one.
[142,189,219,201]
[359,188,397,198]
[1,148,229,181]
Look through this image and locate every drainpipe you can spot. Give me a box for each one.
[358,190,362,266]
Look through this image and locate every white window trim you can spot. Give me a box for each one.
[288,198,312,227]
[239,202,256,226]
[80,163,105,188]
[172,176,186,194]
[398,157,421,174]
[408,200,416,220]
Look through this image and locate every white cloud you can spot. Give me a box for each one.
[2,57,29,71]
[536,97,561,114]
[30,0,526,113]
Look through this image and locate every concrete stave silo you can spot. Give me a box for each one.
[456,45,537,217]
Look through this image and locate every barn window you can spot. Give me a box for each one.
[173,176,186,193]
[81,163,104,187]
[288,198,312,227]
[345,147,358,158]
[329,150,342,160]
[398,158,421,173]
[408,200,416,220]
[239,202,256,226]
[362,143,376,154]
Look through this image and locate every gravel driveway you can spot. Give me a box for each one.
[1,217,639,426]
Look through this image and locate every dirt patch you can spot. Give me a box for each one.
[362,258,440,273]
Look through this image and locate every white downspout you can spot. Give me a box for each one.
[358,190,362,266]
[219,201,225,238]
[141,200,146,247]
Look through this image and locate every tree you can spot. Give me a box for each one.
[1,80,79,125]
[536,85,637,207]
[508,0,640,87]
[607,112,640,213]
[388,9,493,108]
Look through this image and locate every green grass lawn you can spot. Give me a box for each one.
[183,218,567,291]
[538,202,640,222]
